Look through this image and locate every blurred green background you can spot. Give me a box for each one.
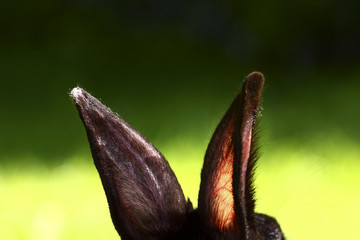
[1,0,360,239]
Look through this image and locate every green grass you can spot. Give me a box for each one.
[1,137,359,239]
[0,156,117,240]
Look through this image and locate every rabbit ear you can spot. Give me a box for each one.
[198,72,264,236]
[71,88,188,240]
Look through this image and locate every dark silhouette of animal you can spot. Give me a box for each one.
[71,72,284,240]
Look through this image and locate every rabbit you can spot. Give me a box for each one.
[70,72,284,240]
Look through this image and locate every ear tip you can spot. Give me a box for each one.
[70,87,85,100]
[70,87,95,108]
[244,72,265,93]
[246,71,265,83]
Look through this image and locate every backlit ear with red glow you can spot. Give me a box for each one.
[198,72,264,238]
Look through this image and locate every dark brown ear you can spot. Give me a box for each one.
[198,72,264,237]
[71,87,188,240]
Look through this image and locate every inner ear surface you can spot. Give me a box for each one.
[198,72,264,235]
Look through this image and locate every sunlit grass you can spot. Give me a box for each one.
[1,137,359,239]
[0,156,118,240]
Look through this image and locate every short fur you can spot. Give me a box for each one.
[71,72,285,240]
